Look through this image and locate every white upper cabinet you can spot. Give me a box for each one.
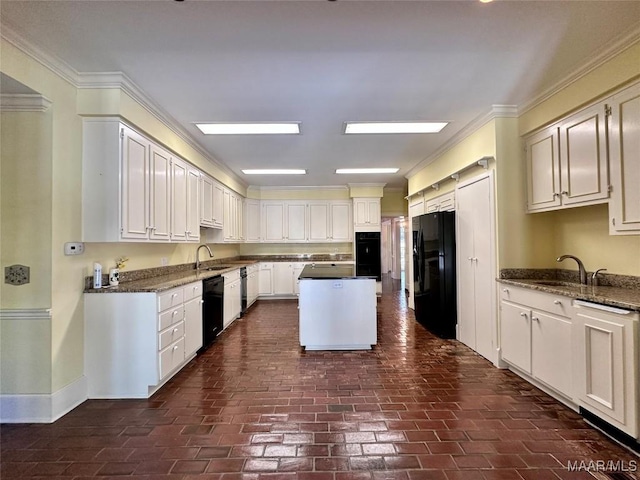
[525,127,561,212]
[308,202,330,242]
[558,102,609,206]
[186,166,200,242]
[170,157,188,242]
[148,144,172,242]
[263,201,286,242]
[408,196,425,218]
[329,201,352,242]
[286,202,308,242]
[236,195,245,242]
[245,199,261,242]
[526,101,609,213]
[212,181,224,230]
[120,126,151,240]
[609,82,640,235]
[425,191,455,213]
[200,173,214,228]
[353,198,381,231]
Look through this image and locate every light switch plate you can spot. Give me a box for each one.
[64,242,85,255]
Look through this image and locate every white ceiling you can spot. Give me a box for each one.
[1,0,639,189]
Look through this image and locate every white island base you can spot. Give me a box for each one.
[298,270,377,350]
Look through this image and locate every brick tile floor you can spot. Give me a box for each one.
[1,276,638,479]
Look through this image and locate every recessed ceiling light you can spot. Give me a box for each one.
[335,168,399,174]
[195,123,300,135]
[242,169,307,175]
[344,122,448,134]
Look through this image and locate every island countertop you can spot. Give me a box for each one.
[298,264,377,280]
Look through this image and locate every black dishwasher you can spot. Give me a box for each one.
[201,275,224,352]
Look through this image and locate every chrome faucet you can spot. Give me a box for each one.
[556,254,588,285]
[196,244,214,271]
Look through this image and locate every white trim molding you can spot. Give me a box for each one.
[406,105,517,179]
[0,376,87,423]
[0,308,52,320]
[0,93,52,112]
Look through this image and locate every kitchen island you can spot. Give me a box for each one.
[298,264,377,350]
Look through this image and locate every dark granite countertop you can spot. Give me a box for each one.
[497,271,640,312]
[85,261,256,294]
[298,264,377,280]
[85,255,355,294]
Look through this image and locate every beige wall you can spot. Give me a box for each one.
[551,205,640,276]
[239,243,352,256]
[381,189,407,217]
[408,120,497,197]
[247,187,349,201]
[1,110,53,309]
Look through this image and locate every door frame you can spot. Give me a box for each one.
[455,169,499,366]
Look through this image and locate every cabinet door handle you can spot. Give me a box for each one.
[561,191,568,196]
[172,310,179,316]
[502,288,509,293]
[173,328,179,333]
[553,300,561,305]
[520,312,527,317]
[172,293,178,298]
[532,317,539,322]
[468,257,473,261]
[173,345,179,351]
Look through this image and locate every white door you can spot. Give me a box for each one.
[212,182,224,229]
[456,174,496,363]
[471,176,494,361]
[200,174,214,227]
[149,144,171,241]
[259,264,273,296]
[223,189,232,240]
[456,182,477,351]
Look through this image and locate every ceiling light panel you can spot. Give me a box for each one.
[344,122,448,134]
[196,123,300,135]
[335,168,399,174]
[242,169,307,175]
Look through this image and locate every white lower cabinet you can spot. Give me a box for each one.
[85,281,202,398]
[259,263,274,296]
[572,301,639,438]
[500,285,573,400]
[247,264,260,306]
[223,269,241,328]
[273,263,294,295]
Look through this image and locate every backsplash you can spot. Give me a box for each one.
[500,268,640,289]
[85,254,354,288]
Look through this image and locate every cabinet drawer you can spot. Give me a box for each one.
[159,337,185,380]
[159,320,185,351]
[223,269,240,283]
[159,306,184,331]
[183,282,202,302]
[158,288,184,312]
[500,285,570,317]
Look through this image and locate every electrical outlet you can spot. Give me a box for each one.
[64,242,85,255]
[160,257,169,266]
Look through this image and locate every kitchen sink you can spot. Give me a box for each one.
[204,265,230,271]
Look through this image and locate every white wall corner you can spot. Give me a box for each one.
[0,376,87,423]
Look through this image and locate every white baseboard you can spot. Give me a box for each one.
[0,376,87,423]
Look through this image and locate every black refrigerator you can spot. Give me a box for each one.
[412,211,456,338]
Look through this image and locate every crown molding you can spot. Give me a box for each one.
[347,183,387,188]
[518,25,640,116]
[405,104,516,179]
[247,185,349,191]
[0,20,247,190]
[0,93,52,112]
